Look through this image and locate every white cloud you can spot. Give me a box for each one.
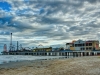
[0,0,100,52]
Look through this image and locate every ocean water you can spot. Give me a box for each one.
[0,55,68,64]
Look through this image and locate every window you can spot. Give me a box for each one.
[89,43,92,46]
[72,44,74,47]
[78,44,81,46]
[80,48,85,50]
[75,44,83,47]
[89,47,92,50]
[75,44,77,47]
[80,44,82,46]
[86,43,88,46]
[86,47,88,50]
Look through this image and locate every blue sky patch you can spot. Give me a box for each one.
[0,16,12,25]
[0,1,11,11]
[0,31,10,35]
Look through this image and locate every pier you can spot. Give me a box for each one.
[1,33,100,57]
[2,50,100,57]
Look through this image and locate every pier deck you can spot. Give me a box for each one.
[2,50,100,57]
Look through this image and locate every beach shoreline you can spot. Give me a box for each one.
[0,56,100,75]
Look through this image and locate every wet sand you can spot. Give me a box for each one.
[0,56,100,75]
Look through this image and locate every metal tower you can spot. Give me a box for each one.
[17,41,19,50]
[9,33,12,51]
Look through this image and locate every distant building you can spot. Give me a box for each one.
[66,40,99,51]
[33,47,52,52]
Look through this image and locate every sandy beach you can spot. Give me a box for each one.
[0,56,100,75]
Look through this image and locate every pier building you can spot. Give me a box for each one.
[33,47,52,52]
[66,40,99,51]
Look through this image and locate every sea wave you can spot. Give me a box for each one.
[0,55,67,64]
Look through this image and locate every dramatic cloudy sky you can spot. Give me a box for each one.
[0,0,100,52]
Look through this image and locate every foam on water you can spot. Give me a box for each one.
[0,55,67,64]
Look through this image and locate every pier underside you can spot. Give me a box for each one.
[2,51,100,57]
